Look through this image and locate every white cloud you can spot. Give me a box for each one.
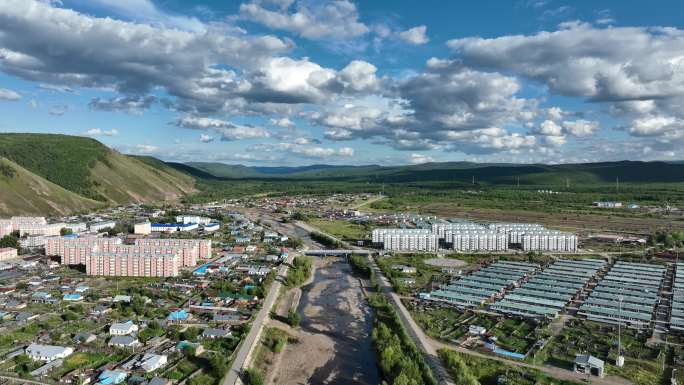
[175,116,271,141]
[562,119,598,136]
[75,0,206,32]
[132,144,159,154]
[199,134,215,143]
[409,153,434,164]
[0,0,291,114]
[239,0,368,40]
[252,142,355,159]
[270,117,295,128]
[399,25,429,45]
[0,87,20,100]
[83,128,118,137]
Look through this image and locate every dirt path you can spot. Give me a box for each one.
[429,338,632,385]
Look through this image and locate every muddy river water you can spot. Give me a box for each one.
[291,257,380,384]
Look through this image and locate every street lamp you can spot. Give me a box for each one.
[617,294,625,367]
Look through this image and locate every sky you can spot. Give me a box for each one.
[0,0,683,166]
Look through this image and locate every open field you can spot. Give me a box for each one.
[304,218,370,241]
[406,301,543,354]
[375,253,447,294]
[535,319,664,385]
[439,349,582,385]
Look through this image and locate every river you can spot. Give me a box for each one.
[291,257,380,384]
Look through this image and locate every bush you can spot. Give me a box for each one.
[287,309,301,327]
[244,368,264,385]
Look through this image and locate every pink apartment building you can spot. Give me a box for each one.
[46,236,122,265]
[84,252,180,277]
[0,247,18,261]
[46,236,209,276]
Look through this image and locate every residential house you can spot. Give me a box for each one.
[25,343,73,362]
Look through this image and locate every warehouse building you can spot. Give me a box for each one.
[490,259,605,319]
[372,229,438,252]
[428,261,539,308]
[578,262,665,329]
[670,263,684,331]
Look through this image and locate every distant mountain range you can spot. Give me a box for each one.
[0,133,682,216]
[179,160,684,185]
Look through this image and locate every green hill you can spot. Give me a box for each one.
[0,133,196,215]
[0,157,102,216]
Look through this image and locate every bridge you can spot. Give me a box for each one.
[303,249,373,257]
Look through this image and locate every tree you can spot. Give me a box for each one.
[0,235,19,249]
[60,227,73,236]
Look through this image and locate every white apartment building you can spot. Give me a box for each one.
[372,229,438,252]
[89,220,116,232]
[448,231,508,251]
[431,222,485,239]
[522,231,578,252]
[176,215,212,225]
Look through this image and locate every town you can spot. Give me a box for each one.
[0,191,681,385]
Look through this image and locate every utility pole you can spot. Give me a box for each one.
[616,177,620,193]
[617,294,624,367]
[472,175,475,185]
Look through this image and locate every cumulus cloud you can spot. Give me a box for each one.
[399,25,429,45]
[175,116,271,141]
[78,0,206,32]
[270,117,295,128]
[199,134,215,143]
[251,142,354,159]
[239,0,368,40]
[83,128,118,137]
[0,0,291,114]
[447,22,684,148]
[0,88,20,100]
[89,95,156,113]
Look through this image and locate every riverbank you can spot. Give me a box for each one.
[262,257,380,385]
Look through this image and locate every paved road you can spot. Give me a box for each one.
[221,235,295,385]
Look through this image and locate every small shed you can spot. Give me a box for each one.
[574,354,604,378]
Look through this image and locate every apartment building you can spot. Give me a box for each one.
[46,235,122,265]
[0,217,65,237]
[89,220,116,233]
[84,252,180,277]
[522,232,578,252]
[372,229,438,252]
[46,235,210,268]
[0,247,18,261]
[448,231,508,251]
[176,215,212,225]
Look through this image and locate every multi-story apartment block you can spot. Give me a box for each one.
[84,252,180,277]
[0,217,65,237]
[0,247,18,261]
[372,229,438,252]
[46,235,210,270]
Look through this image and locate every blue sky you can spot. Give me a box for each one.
[0,0,683,166]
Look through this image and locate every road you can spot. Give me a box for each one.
[221,240,295,385]
[0,374,52,385]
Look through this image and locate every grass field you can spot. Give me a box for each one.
[376,253,445,294]
[406,301,543,354]
[535,319,664,385]
[305,218,370,240]
[439,349,582,385]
